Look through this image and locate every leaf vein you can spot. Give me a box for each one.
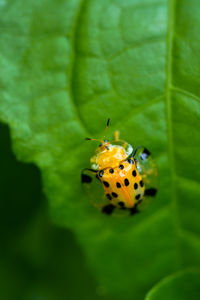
[166,0,182,267]
[112,94,165,130]
[107,36,165,62]
[180,229,200,245]
[68,0,90,135]
[176,175,200,188]
[171,86,200,103]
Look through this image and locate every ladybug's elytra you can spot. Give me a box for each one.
[81,119,158,216]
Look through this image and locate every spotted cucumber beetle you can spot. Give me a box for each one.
[81,119,158,216]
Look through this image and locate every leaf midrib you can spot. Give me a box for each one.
[166,0,182,267]
[165,0,200,246]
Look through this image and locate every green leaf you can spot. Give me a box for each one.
[145,269,200,300]
[0,0,200,299]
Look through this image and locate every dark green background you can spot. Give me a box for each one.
[0,122,102,300]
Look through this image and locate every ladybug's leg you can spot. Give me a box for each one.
[129,205,140,216]
[114,130,120,141]
[145,188,157,197]
[81,168,97,184]
[130,146,158,196]
[129,199,143,216]
[114,131,128,149]
[102,204,116,215]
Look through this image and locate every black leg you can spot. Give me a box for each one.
[145,188,157,197]
[81,168,97,184]
[129,205,140,216]
[140,148,151,160]
[81,173,92,183]
[102,204,115,215]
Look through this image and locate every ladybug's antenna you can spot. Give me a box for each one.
[85,138,101,142]
[102,118,110,140]
[85,118,110,143]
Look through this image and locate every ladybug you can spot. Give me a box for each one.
[81,119,158,216]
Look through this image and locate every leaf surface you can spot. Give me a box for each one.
[145,269,200,300]
[0,0,200,299]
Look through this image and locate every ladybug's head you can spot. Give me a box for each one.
[98,139,110,151]
[92,143,128,169]
[85,119,133,170]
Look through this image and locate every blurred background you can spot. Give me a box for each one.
[0,122,102,300]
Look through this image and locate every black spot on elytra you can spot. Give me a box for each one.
[119,164,124,170]
[81,174,92,183]
[132,170,137,177]
[134,182,138,189]
[127,158,134,164]
[116,182,121,188]
[118,201,124,207]
[139,180,144,187]
[135,194,141,200]
[111,192,118,198]
[103,181,109,187]
[109,168,114,174]
[102,204,115,215]
[124,178,129,186]
[145,188,157,196]
[99,170,104,177]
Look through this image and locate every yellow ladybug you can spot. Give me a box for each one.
[82,119,158,215]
